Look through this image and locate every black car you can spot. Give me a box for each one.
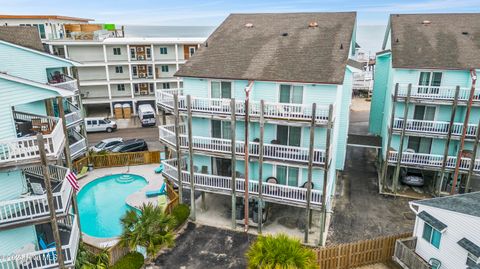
[110,139,148,153]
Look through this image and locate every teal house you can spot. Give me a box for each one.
[369,14,480,197]
[0,26,82,268]
[157,12,358,244]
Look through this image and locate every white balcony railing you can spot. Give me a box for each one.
[0,112,65,165]
[0,214,80,269]
[388,151,480,172]
[396,84,479,102]
[65,101,82,127]
[393,118,478,137]
[48,75,78,92]
[162,158,323,207]
[0,165,73,226]
[69,130,87,159]
[156,89,333,124]
[159,125,327,166]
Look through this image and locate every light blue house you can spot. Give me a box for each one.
[0,26,81,268]
[369,14,480,198]
[157,12,357,244]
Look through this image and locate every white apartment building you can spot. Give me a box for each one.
[46,37,205,116]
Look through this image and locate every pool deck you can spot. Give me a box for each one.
[77,164,166,248]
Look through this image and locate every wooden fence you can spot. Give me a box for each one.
[165,182,179,214]
[83,241,130,266]
[317,233,411,269]
[73,151,160,172]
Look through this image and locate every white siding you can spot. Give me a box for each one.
[105,45,128,61]
[77,66,107,81]
[153,45,176,61]
[80,85,109,98]
[67,45,104,62]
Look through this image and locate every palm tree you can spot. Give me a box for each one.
[246,234,318,269]
[120,203,176,260]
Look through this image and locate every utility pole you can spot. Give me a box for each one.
[243,81,254,232]
[173,93,183,203]
[230,98,237,229]
[186,95,196,220]
[451,69,477,195]
[319,105,333,246]
[304,103,316,244]
[38,133,65,268]
[257,100,265,234]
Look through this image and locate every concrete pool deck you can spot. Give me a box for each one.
[77,164,166,248]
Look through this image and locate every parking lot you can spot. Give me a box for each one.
[87,125,163,151]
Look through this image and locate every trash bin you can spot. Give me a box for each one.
[87,164,94,171]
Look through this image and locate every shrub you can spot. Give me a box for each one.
[171,204,190,228]
[111,252,144,269]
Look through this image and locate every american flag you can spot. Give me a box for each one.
[66,171,80,191]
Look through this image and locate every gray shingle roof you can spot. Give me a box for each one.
[0,26,45,52]
[458,238,480,257]
[175,12,357,84]
[390,13,480,70]
[417,211,447,231]
[413,192,480,218]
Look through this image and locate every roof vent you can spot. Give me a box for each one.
[308,21,318,28]
[282,32,288,37]
[422,20,431,25]
[340,43,343,50]
[245,23,254,28]
[462,31,469,35]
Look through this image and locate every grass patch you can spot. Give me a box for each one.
[111,252,144,269]
[171,204,190,228]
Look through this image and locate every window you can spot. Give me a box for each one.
[36,24,46,39]
[211,120,231,139]
[161,65,169,72]
[408,137,432,154]
[211,81,232,98]
[117,84,125,91]
[149,83,154,93]
[132,66,138,77]
[189,46,196,57]
[130,48,136,59]
[162,83,170,89]
[148,66,153,77]
[86,120,92,125]
[279,84,303,104]
[134,84,139,93]
[276,166,299,186]
[418,71,442,94]
[413,105,436,121]
[277,125,301,147]
[146,47,152,59]
[115,66,123,73]
[467,252,480,266]
[422,223,442,249]
[160,47,168,54]
[113,48,121,55]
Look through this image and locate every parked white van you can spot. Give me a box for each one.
[138,104,156,127]
[85,117,117,133]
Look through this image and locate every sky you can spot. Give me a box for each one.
[1,0,480,26]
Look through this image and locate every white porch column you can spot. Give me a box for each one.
[63,45,69,58]
[127,44,131,62]
[102,45,108,63]
[130,82,135,98]
[175,44,179,71]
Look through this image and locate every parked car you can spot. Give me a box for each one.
[110,139,148,153]
[85,117,117,133]
[90,137,123,153]
[401,169,425,187]
[138,104,156,127]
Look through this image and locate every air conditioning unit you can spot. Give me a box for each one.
[139,73,146,78]
[138,55,145,60]
[137,47,144,52]
[138,65,146,70]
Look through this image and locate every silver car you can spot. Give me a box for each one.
[401,169,425,187]
[90,137,123,153]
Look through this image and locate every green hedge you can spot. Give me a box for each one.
[171,204,190,228]
[111,252,144,269]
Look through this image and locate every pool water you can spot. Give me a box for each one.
[78,174,147,238]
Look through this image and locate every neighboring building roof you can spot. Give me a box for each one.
[389,13,480,70]
[347,59,366,71]
[417,211,447,232]
[0,26,44,51]
[412,192,480,218]
[0,72,74,97]
[0,15,92,22]
[46,37,206,45]
[175,12,357,84]
[458,238,480,257]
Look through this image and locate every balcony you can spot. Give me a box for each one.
[64,101,83,127]
[162,158,323,209]
[395,84,480,105]
[0,214,80,269]
[392,118,478,139]
[48,74,78,92]
[159,125,328,167]
[393,237,430,269]
[68,130,87,160]
[0,165,73,227]
[156,89,334,125]
[0,112,65,167]
[387,151,480,174]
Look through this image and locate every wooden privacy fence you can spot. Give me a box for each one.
[83,241,130,266]
[73,151,160,171]
[165,182,179,214]
[317,233,411,269]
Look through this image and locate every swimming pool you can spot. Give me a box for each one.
[78,174,148,238]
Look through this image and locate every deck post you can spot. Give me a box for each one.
[304,102,316,244]
[173,93,183,203]
[230,98,237,229]
[57,97,82,234]
[392,84,411,196]
[381,84,398,193]
[438,86,460,195]
[45,98,55,117]
[258,100,265,234]
[244,94,250,232]
[38,133,65,268]
[186,95,196,220]
[319,104,333,246]
[465,120,480,193]
[161,108,169,154]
